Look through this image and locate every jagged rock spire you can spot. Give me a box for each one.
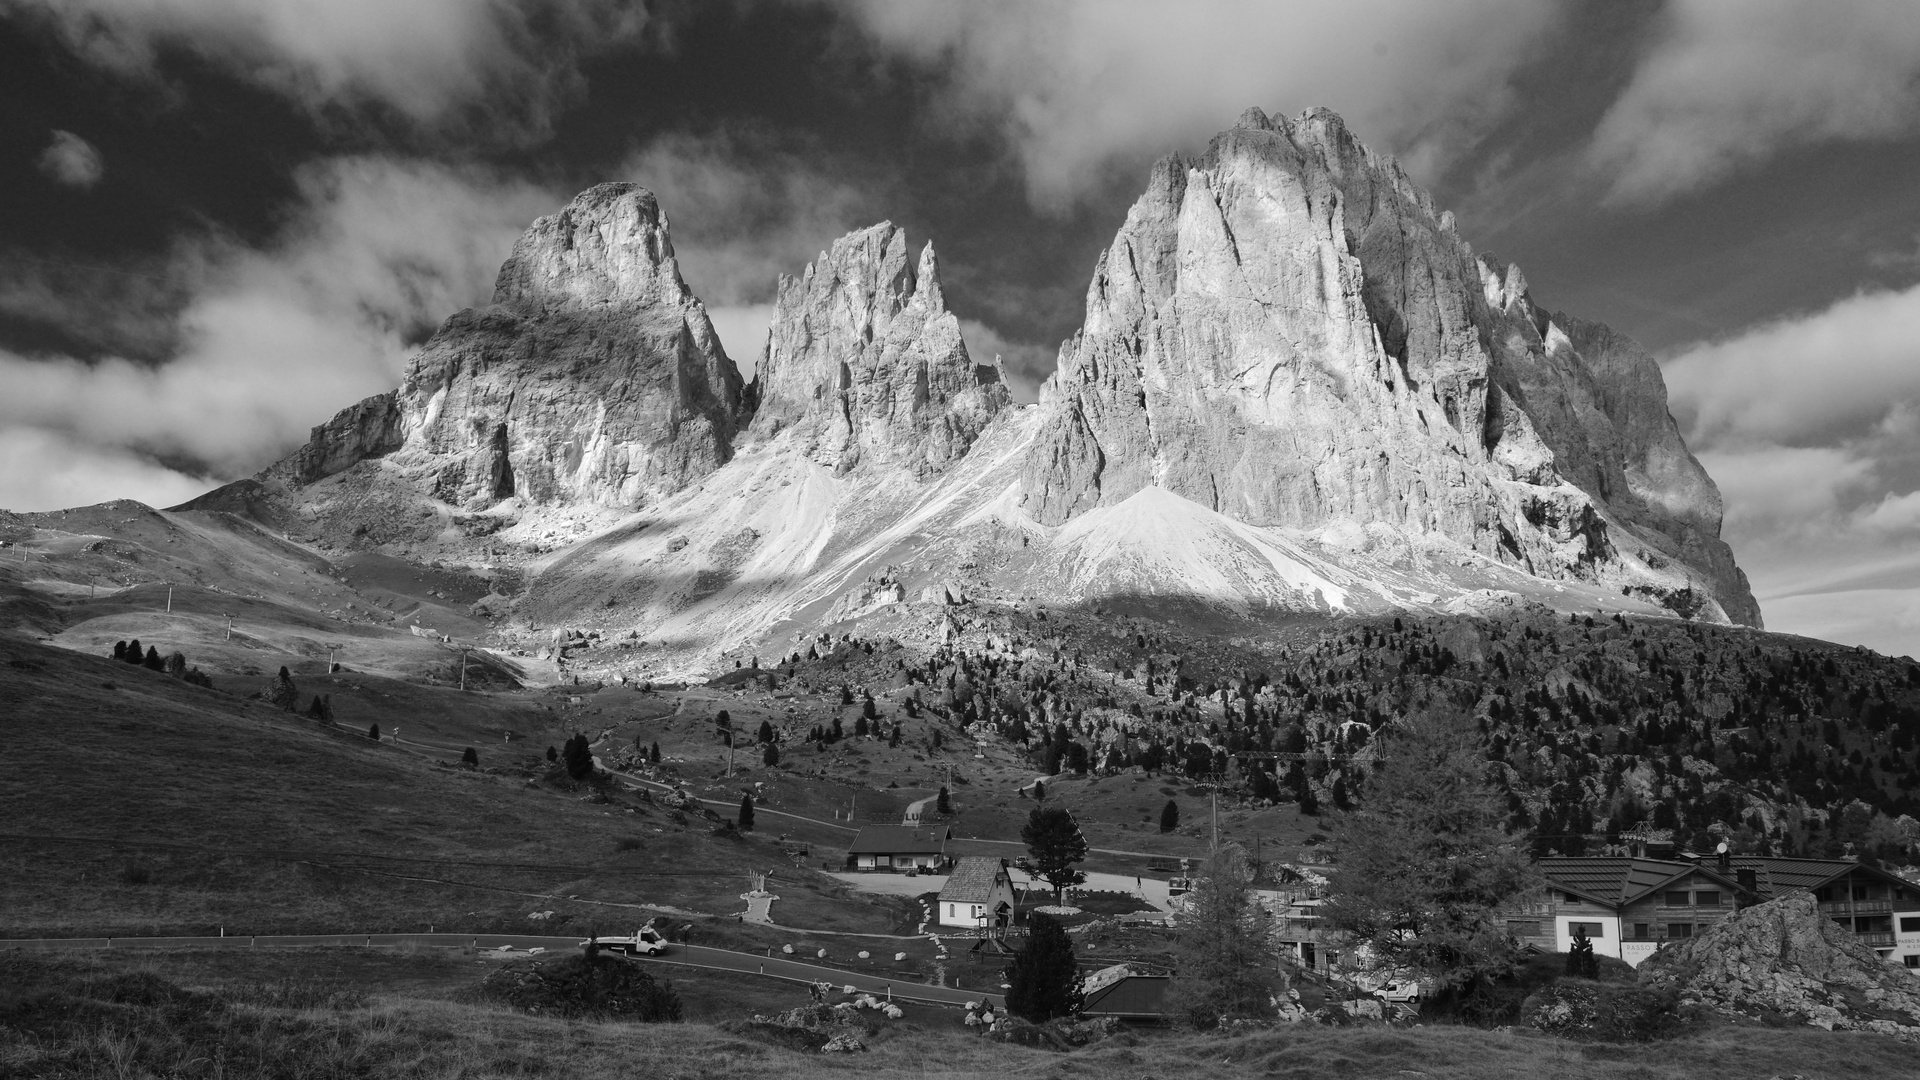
[749,222,1009,476]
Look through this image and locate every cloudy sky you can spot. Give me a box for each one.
[5,0,1920,657]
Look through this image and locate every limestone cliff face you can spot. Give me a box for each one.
[1020,107,1758,624]
[748,223,1010,476]
[267,184,747,511]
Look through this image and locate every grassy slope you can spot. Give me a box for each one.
[0,633,904,938]
[5,947,1917,1080]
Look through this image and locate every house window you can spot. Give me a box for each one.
[1667,923,1693,939]
[1563,891,1582,904]
[1900,917,1920,934]
[1854,886,1871,901]
[1696,891,1721,908]
[1665,891,1690,907]
[1905,956,1919,969]
[1568,921,1605,939]
[1632,923,1650,940]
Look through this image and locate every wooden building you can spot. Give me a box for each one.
[1519,855,1920,969]
[936,856,1016,929]
[843,824,952,872]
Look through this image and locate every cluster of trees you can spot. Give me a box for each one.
[561,733,595,780]
[110,639,212,688]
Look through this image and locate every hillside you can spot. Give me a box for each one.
[0,632,907,940]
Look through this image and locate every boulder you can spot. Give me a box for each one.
[1636,891,1920,1038]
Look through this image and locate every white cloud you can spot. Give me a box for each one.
[35,130,104,189]
[1696,445,1875,532]
[1858,490,1920,536]
[620,129,879,306]
[0,157,558,502]
[0,427,209,512]
[1663,283,1920,448]
[1663,280,1920,658]
[827,0,1566,208]
[1589,0,1920,206]
[14,0,649,139]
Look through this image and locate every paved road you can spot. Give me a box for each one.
[1,934,1002,1008]
[832,870,1175,911]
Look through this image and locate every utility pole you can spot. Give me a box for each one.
[459,648,468,691]
[224,614,234,642]
[166,585,173,614]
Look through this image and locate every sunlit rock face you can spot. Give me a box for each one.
[271,183,748,511]
[1020,106,1757,625]
[748,222,1011,477]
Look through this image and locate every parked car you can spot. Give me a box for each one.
[1371,979,1420,1004]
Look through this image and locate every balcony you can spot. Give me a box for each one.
[1859,931,1896,948]
[1820,899,1894,915]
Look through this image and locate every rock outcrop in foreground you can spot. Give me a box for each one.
[749,223,1010,475]
[1019,106,1757,625]
[1638,892,1920,1038]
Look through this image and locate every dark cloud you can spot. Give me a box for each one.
[10,0,657,146]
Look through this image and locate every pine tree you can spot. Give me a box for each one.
[1167,843,1275,1027]
[143,646,164,671]
[1566,925,1598,979]
[563,733,594,780]
[165,652,187,678]
[368,723,381,740]
[739,794,755,831]
[649,741,661,764]
[937,785,952,815]
[461,746,478,767]
[1160,799,1180,833]
[1021,806,1087,903]
[1032,778,1045,801]
[123,638,144,665]
[763,743,780,767]
[1004,913,1083,1021]
[112,641,127,661]
[1322,710,1537,1020]
[757,720,775,744]
[266,666,298,710]
[547,745,558,762]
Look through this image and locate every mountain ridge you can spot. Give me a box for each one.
[162,107,1755,670]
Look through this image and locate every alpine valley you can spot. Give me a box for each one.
[7,107,1919,887]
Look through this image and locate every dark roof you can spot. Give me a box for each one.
[939,857,1009,903]
[1538,857,1741,906]
[1727,856,1915,897]
[847,824,952,855]
[1082,975,1171,1018]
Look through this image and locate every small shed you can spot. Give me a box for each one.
[937,856,1017,928]
[1080,964,1171,1020]
[844,824,952,872]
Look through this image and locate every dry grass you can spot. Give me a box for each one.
[4,948,1914,1080]
[0,634,903,939]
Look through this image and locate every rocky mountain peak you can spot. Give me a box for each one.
[491,183,687,312]
[1019,106,1759,625]
[245,182,747,522]
[748,221,1009,476]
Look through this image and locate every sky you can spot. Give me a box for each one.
[4,0,1920,658]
